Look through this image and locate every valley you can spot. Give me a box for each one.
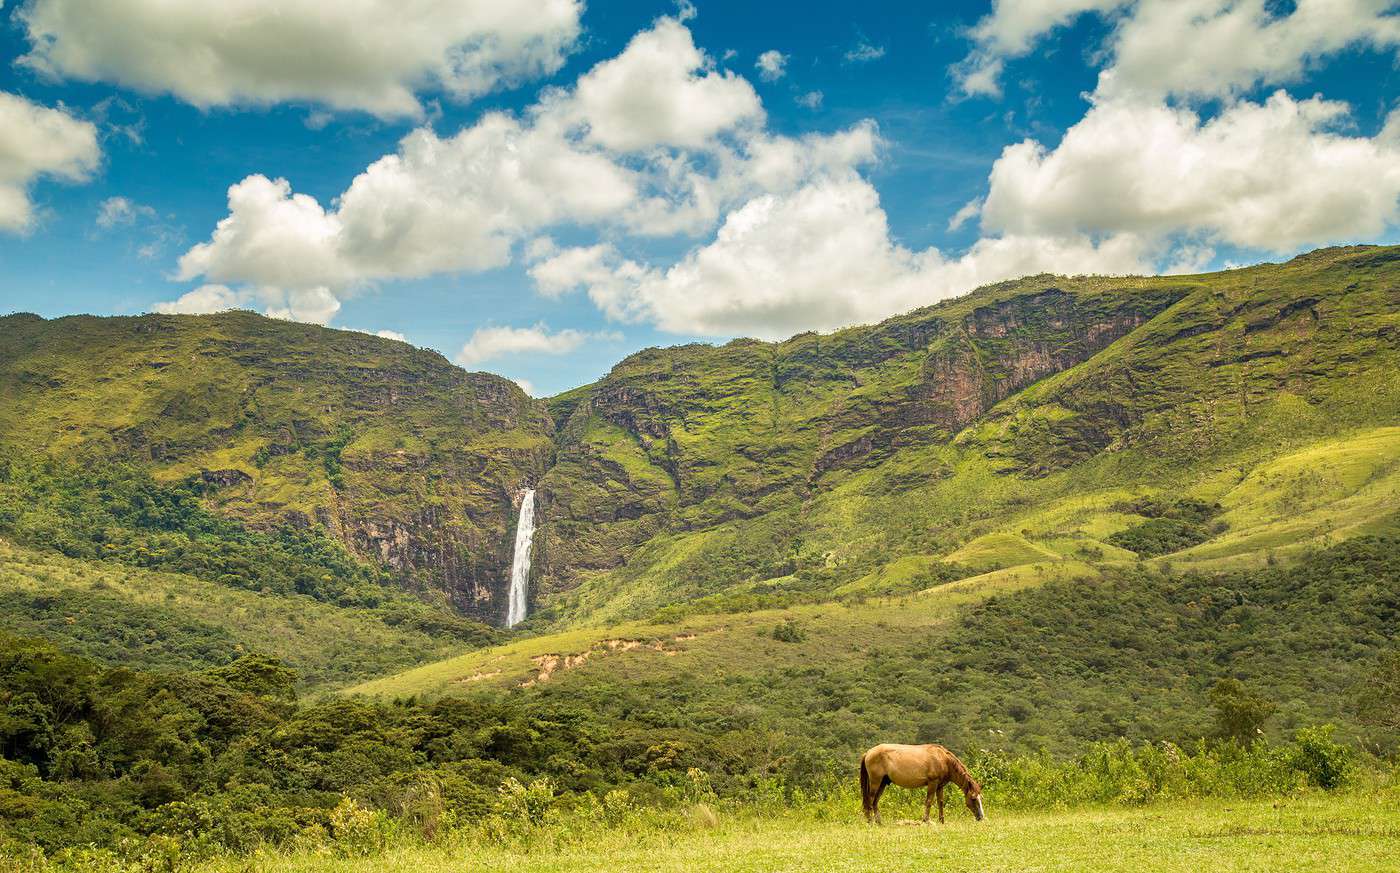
[2,246,1398,867]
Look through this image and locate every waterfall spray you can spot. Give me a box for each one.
[505,489,536,628]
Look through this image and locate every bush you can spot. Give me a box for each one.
[1286,725,1353,790]
[771,620,806,643]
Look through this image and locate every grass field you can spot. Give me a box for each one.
[195,795,1399,873]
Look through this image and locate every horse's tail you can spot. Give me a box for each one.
[859,756,871,814]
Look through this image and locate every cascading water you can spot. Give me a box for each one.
[505,488,536,628]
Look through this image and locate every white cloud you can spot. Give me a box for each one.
[176,116,639,309]
[549,177,1151,338]
[755,50,788,82]
[796,90,823,109]
[456,323,618,366]
[263,287,342,324]
[955,0,1124,96]
[1099,0,1400,102]
[177,17,876,322]
[956,0,1400,100]
[948,197,983,232]
[95,195,154,228]
[152,284,246,315]
[513,377,538,396]
[0,91,100,232]
[17,0,583,119]
[844,41,887,63]
[563,17,762,151]
[150,283,342,324]
[979,91,1400,251]
[528,244,625,299]
[345,327,408,342]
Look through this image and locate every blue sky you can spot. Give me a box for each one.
[1,0,1398,396]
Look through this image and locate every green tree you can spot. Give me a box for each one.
[1209,679,1276,744]
[1355,650,1400,731]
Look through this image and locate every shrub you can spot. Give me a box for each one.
[1209,679,1277,744]
[1286,725,1353,790]
[772,620,806,643]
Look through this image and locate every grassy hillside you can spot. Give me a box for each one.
[0,311,552,623]
[6,248,1394,635]
[526,246,1400,625]
[350,536,1400,757]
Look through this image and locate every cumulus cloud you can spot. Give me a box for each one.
[345,327,408,342]
[150,283,342,324]
[16,0,583,119]
[541,177,1151,338]
[563,17,762,151]
[176,118,638,293]
[262,287,342,324]
[796,90,823,109]
[152,284,246,315]
[755,50,788,82]
[979,92,1400,251]
[455,323,618,366]
[173,6,1400,344]
[0,91,100,232]
[955,0,1400,100]
[176,16,874,323]
[1099,0,1400,102]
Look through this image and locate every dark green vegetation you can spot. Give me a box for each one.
[2,247,1399,866]
[0,538,495,689]
[0,540,1385,860]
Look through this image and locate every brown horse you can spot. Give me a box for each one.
[859,743,985,825]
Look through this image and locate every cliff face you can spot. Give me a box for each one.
[0,311,553,623]
[532,279,1187,600]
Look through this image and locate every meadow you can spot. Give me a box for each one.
[188,795,1398,873]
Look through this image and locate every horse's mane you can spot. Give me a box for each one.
[948,752,977,788]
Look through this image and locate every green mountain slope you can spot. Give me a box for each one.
[0,310,552,622]
[529,246,1400,624]
[2,246,1397,645]
[348,534,1400,754]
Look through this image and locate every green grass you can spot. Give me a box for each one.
[943,532,1061,570]
[189,795,1400,873]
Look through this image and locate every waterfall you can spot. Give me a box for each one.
[505,488,536,628]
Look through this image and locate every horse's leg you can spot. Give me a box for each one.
[923,784,935,823]
[872,778,889,825]
[936,783,946,824]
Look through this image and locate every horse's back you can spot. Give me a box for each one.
[864,742,945,762]
[863,743,948,787]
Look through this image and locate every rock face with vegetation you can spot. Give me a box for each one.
[2,246,1398,631]
[0,311,553,623]
[534,278,1186,603]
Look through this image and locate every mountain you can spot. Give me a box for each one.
[0,310,551,622]
[2,246,1398,642]
[531,244,1400,622]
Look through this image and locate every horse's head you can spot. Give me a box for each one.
[964,780,985,821]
